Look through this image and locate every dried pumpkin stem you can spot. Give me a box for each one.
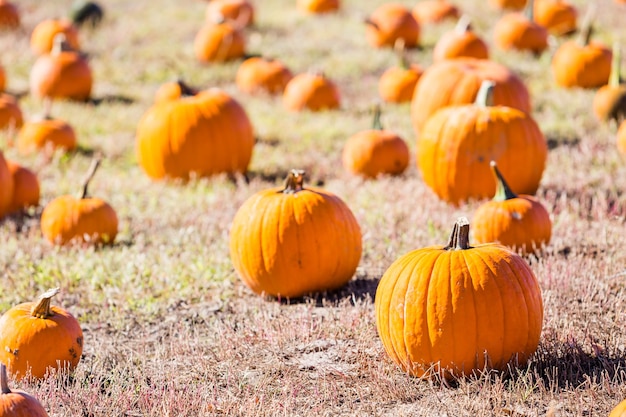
[577,5,596,47]
[444,217,471,250]
[455,15,472,33]
[475,80,496,107]
[524,0,534,22]
[81,158,101,199]
[0,363,10,394]
[364,18,379,31]
[609,41,622,88]
[30,288,60,319]
[393,38,410,69]
[490,161,517,201]
[283,169,305,194]
[372,103,383,130]
[176,79,196,97]
[52,32,71,54]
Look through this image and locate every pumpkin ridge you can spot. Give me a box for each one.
[388,253,419,369]
[459,249,480,373]
[508,254,543,353]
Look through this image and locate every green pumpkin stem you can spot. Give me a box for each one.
[524,0,534,22]
[0,363,10,394]
[444,217,471,250]
[372,103,383,130]
[283,169,305,194]
[490,160,517,201]
[609,41,622,88]
[81,158,101,199]
[30,288,60,319]
[393,38,409,69]
[475,80,496,107]
[455,15,472,34]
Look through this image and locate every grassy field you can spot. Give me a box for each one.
[1,0,626,415]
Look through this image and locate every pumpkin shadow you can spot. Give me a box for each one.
[278,274,381,307]
[545,134,580,150]
[89,94,136,106]
[0,209,42,234]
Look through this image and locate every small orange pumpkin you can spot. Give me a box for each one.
[551,17,611,89]
[417,80,547,205]
[0,93,23,131]
[153,79,199,104]
[0,288,83,380]
[30,34,92,101]
[472,161,551,255]
[433,15,489,62]
[0,151,13,218]
[41,159,118,245]
[342,105,409,178]
[378,42,423,103]
[29,18,80,55]
[412,0,459,24]
[365,3,420,49]
[489,0,526,10]
[137,88,254,180]
[297,0,340,13]
[493,0,548,54]
[229,170,362,298]
[534,0,577,36]
[236,57,294,95]
[283,72,341,112]
[0,363,49,416]
[0,0,19,30]
[16,107,78,155]
[617,120,626,155]
[6,160,40,214]
[610,399,626,417]
[194,20,245,63]
[592,42,626,123]
[375,217,543,380]
[206,0,254,27]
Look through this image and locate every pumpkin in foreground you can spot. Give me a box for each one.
[230,170,362,298]
[472,161,551,255]
[0,363,49,416]
[610,399,626,417]
[375,217,544,379]
[41,159,118,245]
[0,288,83,380]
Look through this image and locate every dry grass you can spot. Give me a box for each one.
[1,0,626,415]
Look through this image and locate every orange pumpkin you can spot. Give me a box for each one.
[29,18,80,55]
[433,15,489,62]
[0,64,5,92]
[410,58,531,134]
[283,72,341,112]
[0,93,23,131]
[41,159,118,245]
[417,80,547,205]
[153,79,199,104]
[378,43,423,103]
[342,106,409,178]
[297,0,340,13]
[489,0,526,10]
[194,20,245,63]
[534,0,577,36]
[0,288,83,379]
[0,363,49,416]
[16,111,77,155]
[472,161,551,255]
[411,0,459,24]
[375,217,543,379]
[6,160,40,214]
[206,0,254,27]
[137,88,254,180]
[229,170,362,298]
[610,399,626,417]
[551,20,611,88]
[365,3,420,48]
[30,34,92,101]
[0,151,13,218]
[236,57,294,95]
[617,120,626,155]
[592,43,626,123]
[493,0,548,54]
[0,0,19,30]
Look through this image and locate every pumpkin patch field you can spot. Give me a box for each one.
[2,0,626,415]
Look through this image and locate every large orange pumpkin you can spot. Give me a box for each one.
[411,0,459,24]
[410,58,531,134]
[229,170,362,298]
[283,72,341,112]
[6,160,40,214]
[236,57,294,95]
[206,0,254,27]
[30,34,92,101]
[0,363,49,416]
[610,399,626,417]
[136,88,254,180]
[432,15,489,62]
[375,217,544,379]
[0,151,13,218]
[493,0,548,54]
[365,3,420,48]
[534,0,577,36]
[472,161,551,255]
[0,0,19,30]
[0,288,83,379]
[41,159,118,246]
[30,18,80,55]
[417,80,547,205]
[342,106,409,178]
[0,93,23,131]
[194,20,245,63]
[16,111,77,155]
[592,43,626,123]
[297,0,340,13]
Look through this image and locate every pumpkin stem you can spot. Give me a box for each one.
[364,18,380,31]
[30,288,60,319]
[393,38,410,69]
[372,103,384,130]
[0,363,10,394]
[524,0,535,22]
[577,5,596,47]
[52,33,72,54]
[176,78,196,97]
[455,15,472,33]
[81,158,101,199]
[609,41,622,88]
[490,160,517,201]
[474,80,496,107]
[444,217,471,251]
[282,169,305,194]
